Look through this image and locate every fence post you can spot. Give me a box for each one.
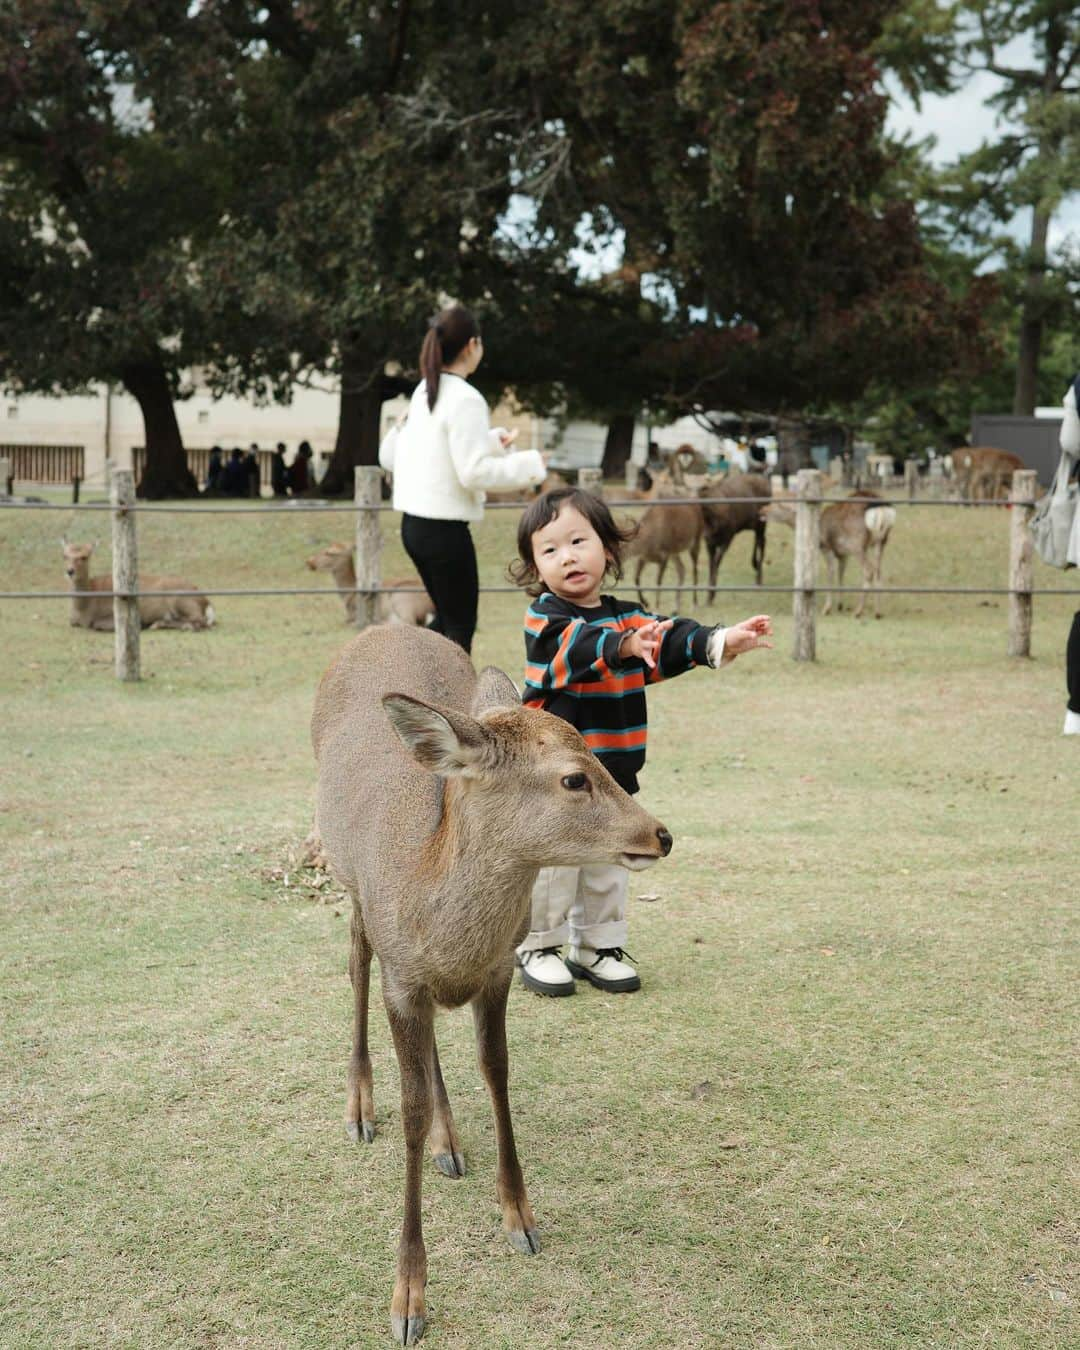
[111,468,141,682]
[0,457,11,496]
[793,468,821,662]
[1008,469,1037,658]
[905,458,919,500]
[579,467,603,495]
[354,465,382,629]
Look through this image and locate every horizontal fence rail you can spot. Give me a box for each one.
[3,464,1073,680]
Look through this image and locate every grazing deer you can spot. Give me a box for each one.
[312,625,671,1346]
[61,539,214,631]
[623,475,704,608]
[699,472,772,598]
[762,489,897,618]
[949,446,1025,503]
[305,543,434,627]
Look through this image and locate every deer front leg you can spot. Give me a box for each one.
[670,554,685,611]
[472,976,540,1256]
[429,1038,465,1178]
[345,907,376,1144]
[753,522,765,584]
[654,556,668,611]
[384,994,434,1347]
[634,557,648,609]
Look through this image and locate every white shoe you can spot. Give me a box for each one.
[565,946,641,993]
[517,947,575,997]
[1065,709,1080,735]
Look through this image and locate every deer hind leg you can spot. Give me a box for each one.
[822,551,837,615]
[473,975,540,1256]
[635,557,648,609]
[345,906,376,1144]
[670,554,686,611]
[854,552,873,619]
[654,556,669,611]
[428,1037,465,1178]
[690,535,701,603]
[384,992,435,1347]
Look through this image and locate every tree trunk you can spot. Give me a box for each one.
[318,343,385,496]
[775,416,810,486]
[122,361,197,500]
[601,413,635,481]
[1012,205,1051,416]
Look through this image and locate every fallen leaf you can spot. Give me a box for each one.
[690,1081,713,1101]
[717,1136,745,1150]
[636,893,661,903]
[820,947,836,957]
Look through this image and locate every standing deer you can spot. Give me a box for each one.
[305,542,435,627]
[624,475,704,608]
[949,446,1025,503]
[61,539,215,630]
[699,472,772,598]
[762,489,897,618]
[312,625,671,1346]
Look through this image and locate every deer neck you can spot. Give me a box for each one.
[419,779,538,954]
[330,557,357,591]
[67,564,92,615]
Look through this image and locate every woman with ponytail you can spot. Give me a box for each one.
[379,304,545,652]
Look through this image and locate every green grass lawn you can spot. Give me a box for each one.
[1,489,1077,1348]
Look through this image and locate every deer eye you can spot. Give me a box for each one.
[561,772,589,791]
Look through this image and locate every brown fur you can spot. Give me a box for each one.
[762,488,897,618]
[312,625,670,1344]
[949,447,1025,503]
[61,540,214,631]
[623,474,704,608]
[305,543,434,626]
[699,472,772,597]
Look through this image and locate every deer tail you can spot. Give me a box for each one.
[863,506,896,542]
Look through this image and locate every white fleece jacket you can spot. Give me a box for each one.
[379,374,545,522]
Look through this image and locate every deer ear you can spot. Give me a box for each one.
[382,694,487,776]
[471,666,520,716]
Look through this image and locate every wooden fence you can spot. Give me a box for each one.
[0,464,1059,682]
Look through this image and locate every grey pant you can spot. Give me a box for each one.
[518,864,629,954]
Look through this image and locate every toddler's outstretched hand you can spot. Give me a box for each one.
[619,618,674,670]
[723,614,773,658]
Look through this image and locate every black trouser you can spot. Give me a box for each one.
[401,514,479,654]
[1068,609,1080,713]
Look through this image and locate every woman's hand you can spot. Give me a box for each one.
[618,618,674,670]
[499,428,519,449]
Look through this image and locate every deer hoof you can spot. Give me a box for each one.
[432,1151,466,1178]
[506,1227,542,1255]
[345,1119,376,1144]
[390,1313,426,1345]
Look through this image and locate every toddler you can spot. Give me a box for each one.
[509,486,772,996]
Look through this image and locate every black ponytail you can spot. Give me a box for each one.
[420,305,480,410]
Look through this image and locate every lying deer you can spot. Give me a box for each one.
[312,625,671,1346]
[699,472,772,597]
[305,542,434,627]
[62,539,215,631]
[762,489,897,618]
[624,473,704,608]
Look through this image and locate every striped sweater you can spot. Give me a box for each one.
[522,591,719,794]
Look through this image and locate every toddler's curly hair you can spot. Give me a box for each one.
[507,487,637,598]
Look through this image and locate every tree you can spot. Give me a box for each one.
[885,1,1080,414]
[0,1,246,497]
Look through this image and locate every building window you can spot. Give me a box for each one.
[7,405,17,420]
[198,410,209,424]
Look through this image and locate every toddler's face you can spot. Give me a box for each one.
[531,505,610,607]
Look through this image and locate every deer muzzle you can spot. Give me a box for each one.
[620,825,674,871]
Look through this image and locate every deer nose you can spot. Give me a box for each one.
[657,827,673,856]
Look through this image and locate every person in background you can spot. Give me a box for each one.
[1061,374,1080,735]
[244,444,261,498]
[379,303,545,652]
[222,447,247,496]
[288,441,313,495]
[271,442,289,497]
[205,445,224,495]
